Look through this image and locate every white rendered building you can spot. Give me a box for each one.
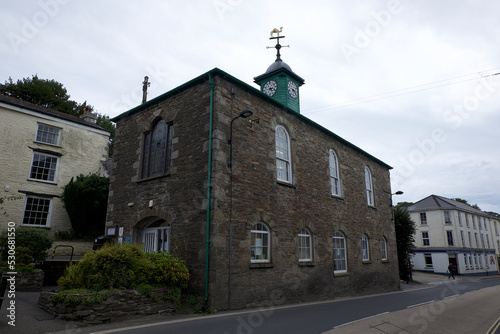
[408,195,500,275]
[0,94,110,235]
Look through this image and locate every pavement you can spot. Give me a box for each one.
[0,271,498,334]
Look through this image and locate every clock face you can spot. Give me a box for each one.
[287,81,298,99]
[263,80,278,96]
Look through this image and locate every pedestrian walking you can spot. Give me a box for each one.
[447,263,455,279]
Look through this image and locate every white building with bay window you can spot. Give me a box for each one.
[0,94,110,235]
[408,195,500,275]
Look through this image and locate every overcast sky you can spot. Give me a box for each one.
[1,1,499,213]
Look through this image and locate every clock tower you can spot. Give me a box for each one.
[254,28,305,114]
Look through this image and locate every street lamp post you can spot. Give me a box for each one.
[227,109,253,309]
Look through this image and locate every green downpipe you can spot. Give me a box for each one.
[204,73,215,302]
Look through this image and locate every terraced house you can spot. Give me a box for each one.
[106,38,400,310]
[408,195,500,275]
[0,94,110,235]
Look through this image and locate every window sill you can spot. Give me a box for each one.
[27,179,58,185]
[298,261,315,267]
[276,180,295,188]
[368,205,377,210]
[334,271,349,277]
[136,173,170,183]
[331,194,344,200]
[21,224,50,229]
[250,263,273,269]
[362,260,372,264]
[381,259,390,263]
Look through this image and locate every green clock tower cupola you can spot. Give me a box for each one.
[254,28,305,113]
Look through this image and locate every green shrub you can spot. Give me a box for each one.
[146,251,190,289]
[0,227,53,263]
[57,243,190,293]
[61,173,109,238]
[58,243,151,290]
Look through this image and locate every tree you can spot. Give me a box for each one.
[452,198,481,210]
[61,174,110,238]
[0,75,115,156]
[394,204,416,281]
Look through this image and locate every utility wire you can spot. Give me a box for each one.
[302,68,500,115]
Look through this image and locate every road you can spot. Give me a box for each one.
[78,276,500,334]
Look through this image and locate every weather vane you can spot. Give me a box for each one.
[267,27,289,61]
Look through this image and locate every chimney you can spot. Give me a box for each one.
[80,107,97,123]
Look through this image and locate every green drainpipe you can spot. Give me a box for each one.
[204,73,215,302]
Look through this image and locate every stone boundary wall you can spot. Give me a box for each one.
[16,270,44,291]
[38,288,177,325]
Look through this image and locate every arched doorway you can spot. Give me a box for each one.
[133,216,170,253]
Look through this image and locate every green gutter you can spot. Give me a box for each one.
[204,73,215,302]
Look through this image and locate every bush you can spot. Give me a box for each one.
[57,243,190,292]
[61,173,109,238]
[0,226,53,263]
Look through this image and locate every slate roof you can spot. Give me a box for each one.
[408,194,488,216]
[0,94,107,132]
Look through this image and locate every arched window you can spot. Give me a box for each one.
[251,223,270,262]
[333,231,347,273]
[329,149,341,196]
[381,236,388,261]
[141,119,173,179]
[298,228,312,262]
[365,166,374,206]
[361,234,370,261]
[275,125,292,183]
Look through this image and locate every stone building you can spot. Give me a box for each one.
[0,94,110,235]
[408,195,500,275]
[106,43,400,310]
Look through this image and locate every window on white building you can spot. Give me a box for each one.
[495,222,499,236]
[329,150,341,196]
[424,253,433,268]
[446,231,454,246]
[458,213,462,226]
[420,212,427,225]
[22,196,52,226]
[473,216,477,229]
[29,152,59,183]
[444,211,452,224]
[466,214,470,227]
[422,231,430,246]
[474,233,479,248]
[468,232,472,248]
[460,231,465,247]
[275,126,292,183]
[35,123,61,146]
[333,232,347,273]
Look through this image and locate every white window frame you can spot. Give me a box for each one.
[35,123,61,146]
[298,228,312,262]
[29,152,60,183]
[420,212,427,225]
[380,237,388,261]
[446,230,454,246]
[329,149,341,196]
[422,231,430,246]
[361,235,370,261]
[424,253,433,268]
[364,166,374,206]
[275,125,292,183]
[444,211,452,224]
[333,231,347,273]
[142,227,170,253]
[22,196,52,227]
[251,223,270,263]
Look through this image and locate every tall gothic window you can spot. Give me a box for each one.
[329,149,341,196]
[141,119,173,179]
[365,166,374,206]
[275,125,292,183]
[333,231,347,273]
